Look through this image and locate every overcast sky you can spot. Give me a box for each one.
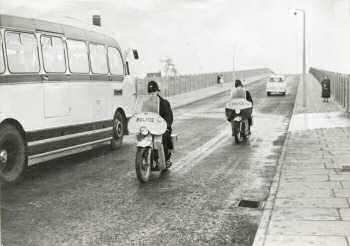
[1,0,349,76]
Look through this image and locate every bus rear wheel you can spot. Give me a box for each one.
[111,111,125,150]
[0,124,26,183]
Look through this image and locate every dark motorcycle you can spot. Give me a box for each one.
[225,99,253,144]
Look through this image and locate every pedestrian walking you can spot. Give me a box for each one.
[219,74,224,87]
[321,76,330,102]
[217,74,221,86]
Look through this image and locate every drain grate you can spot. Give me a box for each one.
[341,165,350,172]
[238,200,261,208]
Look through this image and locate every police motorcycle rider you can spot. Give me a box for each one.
[230,79,253,134]
[142,80,174,168]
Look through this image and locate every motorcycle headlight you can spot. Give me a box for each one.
[140,126,149,136]
[235,108,241,114]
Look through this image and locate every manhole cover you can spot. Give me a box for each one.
[238,200,261,208]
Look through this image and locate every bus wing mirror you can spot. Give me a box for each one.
[132,49,139,60]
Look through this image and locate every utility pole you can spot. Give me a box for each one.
[233,44,237,82]
[233,54,235,82]
[294,9,307,107]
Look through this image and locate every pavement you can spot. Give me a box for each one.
[253,74,350,246]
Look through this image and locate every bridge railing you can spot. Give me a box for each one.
[309,67,350,112]
[136,68,273,97]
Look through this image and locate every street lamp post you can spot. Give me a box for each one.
[233,44,237,82]
[294,9,307,107]
[233,53,235,82]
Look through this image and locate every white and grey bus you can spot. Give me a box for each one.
[0,15,139,182]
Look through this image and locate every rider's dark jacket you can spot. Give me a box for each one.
[246,91,253,105]
[158,95,173,130]
[158,95,173,159]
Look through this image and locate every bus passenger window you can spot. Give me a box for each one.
[108,47,124,76]
[5,32,40,73]
[41,36,66,73]
[66,39,89,73]
[0,35,4,73]
[89,44,108,74]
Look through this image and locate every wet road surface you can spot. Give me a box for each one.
[1,76,298,246]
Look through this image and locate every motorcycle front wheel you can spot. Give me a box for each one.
[135,147,152,183]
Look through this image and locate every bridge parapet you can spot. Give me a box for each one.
[137,68,273,97]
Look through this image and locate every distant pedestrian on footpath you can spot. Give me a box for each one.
[216,74,224,87]
[219,74,224,86]
[321,76,330,102]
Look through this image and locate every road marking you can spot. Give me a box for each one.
[177,112,224,120]
[172,125,230,174]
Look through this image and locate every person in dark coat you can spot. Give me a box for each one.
[147,80,174,167]
[238,80,253,129]
[321,76,331,102]
[217,74,221,85]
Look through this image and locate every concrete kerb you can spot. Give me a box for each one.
[252,76,301,246]
[171,75,270,110]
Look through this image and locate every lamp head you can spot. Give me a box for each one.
[291,8,298,15]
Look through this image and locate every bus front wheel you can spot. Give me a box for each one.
[0,124,26,183]
[111,111,125,150]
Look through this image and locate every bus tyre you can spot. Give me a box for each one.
[111,111,125,150]
[0,124,26,183]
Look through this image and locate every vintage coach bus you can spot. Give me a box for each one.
[0,15,139,182]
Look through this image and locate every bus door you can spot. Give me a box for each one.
[107,47,135,115]
[121,75,137,115]
[40,34,71,119]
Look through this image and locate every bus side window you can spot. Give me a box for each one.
[108,47,124,76]
[41,35,66,73]
[5,31,40,73]
[66,39,89,73]
[89,43,108,74]
[0,33,5,73]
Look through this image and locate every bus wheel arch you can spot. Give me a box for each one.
[1,119,26,141]
[0,119,27,183]
[111,108,126,150]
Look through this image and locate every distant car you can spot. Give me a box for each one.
[266,75,287,96]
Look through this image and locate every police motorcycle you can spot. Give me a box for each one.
[225,98,253,144]
[128,112,176,183]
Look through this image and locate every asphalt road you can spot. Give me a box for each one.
[1,76,299,246]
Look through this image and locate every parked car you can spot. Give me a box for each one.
[266,75,287,96]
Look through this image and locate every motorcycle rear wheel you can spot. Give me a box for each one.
[234,133,244,144]
[233,121,243,144]
[135,147,152,183]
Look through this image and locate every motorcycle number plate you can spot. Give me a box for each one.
[234,116,242,121]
